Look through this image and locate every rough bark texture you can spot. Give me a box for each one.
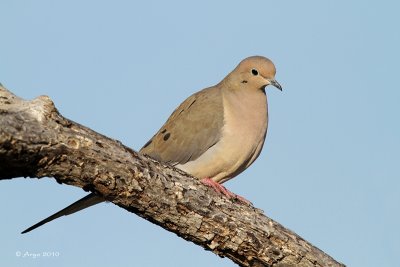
[0,84,345,267]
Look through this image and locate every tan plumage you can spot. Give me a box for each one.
[22,56,282,233]
[140,86,224,167]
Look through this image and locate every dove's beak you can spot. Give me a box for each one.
[269,79,282,91]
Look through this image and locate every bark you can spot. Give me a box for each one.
[0,84,345,267]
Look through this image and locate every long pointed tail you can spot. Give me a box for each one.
[21,193,104,234]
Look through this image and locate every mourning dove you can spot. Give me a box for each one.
[22,56,282,234]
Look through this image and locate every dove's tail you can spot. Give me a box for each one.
[21,193,104,234]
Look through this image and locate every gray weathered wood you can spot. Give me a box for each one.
[0,85,345,267]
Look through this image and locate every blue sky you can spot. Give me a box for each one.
[1,1,399,266]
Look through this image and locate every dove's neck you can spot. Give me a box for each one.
[221,85,268,135]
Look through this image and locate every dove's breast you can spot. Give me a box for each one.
[177,89,268,183]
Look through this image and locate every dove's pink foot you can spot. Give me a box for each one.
[201,178,236,198]
[201,178,252,205]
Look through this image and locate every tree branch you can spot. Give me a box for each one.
[0,84,345,267]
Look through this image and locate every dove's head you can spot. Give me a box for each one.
[226,56,282,92]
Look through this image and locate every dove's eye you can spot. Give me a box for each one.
[251,69,259,76]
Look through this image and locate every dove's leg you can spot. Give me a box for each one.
[201,178,251,204]
[201,177,236,198]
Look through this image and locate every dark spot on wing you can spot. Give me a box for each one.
[142,139,152,148]
[241,80,248,83]
[161,129,167,134]
[187,99,197,109]
[177,99,196,116]
[163,132,171,141]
